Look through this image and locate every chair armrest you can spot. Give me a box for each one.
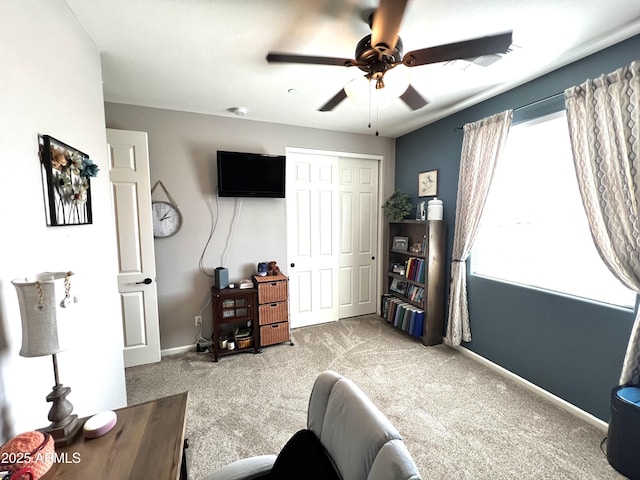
[203,454,277,480]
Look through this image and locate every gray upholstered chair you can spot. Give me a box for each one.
[204,370,422,480]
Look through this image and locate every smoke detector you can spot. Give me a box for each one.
[228,106,248,116]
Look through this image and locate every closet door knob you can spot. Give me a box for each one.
[290,263,295,268]
[136,278,152,285]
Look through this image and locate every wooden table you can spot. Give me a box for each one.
[42,391,188,479]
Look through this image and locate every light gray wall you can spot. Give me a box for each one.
[105,103,396,350]
[0,0,127,441]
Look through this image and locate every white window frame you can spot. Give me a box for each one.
[470,110,637,310]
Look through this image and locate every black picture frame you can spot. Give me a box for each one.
[39,135,93,226]
[392,236,409,251]
[418,169,439,197]
[390,278,408,295]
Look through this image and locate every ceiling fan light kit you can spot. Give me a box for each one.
[266,0,512,133]
[344,64,410,108]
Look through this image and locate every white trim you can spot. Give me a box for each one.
[286,146,383,161]
[161,344,195,357]
[451,345,608,432]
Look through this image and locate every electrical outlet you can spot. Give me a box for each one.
[194,315,202,326]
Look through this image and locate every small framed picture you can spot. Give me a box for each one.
[418,169,438,197]
[390,278,408,295]
[392,236,409,251]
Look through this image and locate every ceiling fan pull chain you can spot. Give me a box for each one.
[375,105,380,136]
[368,78,373,130]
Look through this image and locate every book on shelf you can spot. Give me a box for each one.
[385,297,402,323]
[406,284,425,305]
[381,294,393,320]
[404,257,426,283]
[385,300,424,337]
[394,301,409,327]
[411,310,424,337]
[234,326,251,338]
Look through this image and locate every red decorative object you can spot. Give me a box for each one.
[0,431,55,479]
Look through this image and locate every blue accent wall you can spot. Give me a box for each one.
[395,34,640,421]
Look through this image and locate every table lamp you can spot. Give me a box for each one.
[12,271,81,447]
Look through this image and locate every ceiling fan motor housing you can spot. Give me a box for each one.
[355,34,404,78]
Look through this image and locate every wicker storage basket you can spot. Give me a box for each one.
[260,322,289,346]
[235,336,253,349]
[258,301,288,325]
[256,277,288,303]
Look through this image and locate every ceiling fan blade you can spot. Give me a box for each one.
[266,52,357,67]
[402,31,513,67]
[318,89,348,111]
[371,0,408,51]
[400,84,428,110]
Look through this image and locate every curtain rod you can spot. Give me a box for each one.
[513,91,564,112]
[454,91,565,132]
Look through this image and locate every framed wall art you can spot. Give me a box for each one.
[418,169,438,197]
[39,135,99,226]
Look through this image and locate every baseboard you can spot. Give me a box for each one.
[451,345,608,432]
[161,344,196,357]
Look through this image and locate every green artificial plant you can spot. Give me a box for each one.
[382,190,413,221]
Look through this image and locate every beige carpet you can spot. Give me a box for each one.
[125,315,623,480]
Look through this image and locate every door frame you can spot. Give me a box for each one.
[285,147,385,321]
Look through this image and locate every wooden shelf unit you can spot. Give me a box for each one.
[211,286,259,362]
[384,220,446,346]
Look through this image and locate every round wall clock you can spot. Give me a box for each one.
[152,201,182,238]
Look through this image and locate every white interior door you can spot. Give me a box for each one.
[107,128,161,367]
[286,149,381,328]
[286,152,339,328]
[338,158,379,318]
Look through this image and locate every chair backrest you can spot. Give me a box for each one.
[307,371,422,480]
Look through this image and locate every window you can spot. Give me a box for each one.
[471,110,637,309]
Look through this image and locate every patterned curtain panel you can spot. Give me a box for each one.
[446,110,513,345]
[565,60,640,385]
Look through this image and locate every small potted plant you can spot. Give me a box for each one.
[382,190,413,221]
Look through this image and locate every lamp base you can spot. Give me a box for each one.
[41,414,81,447]
[44,383,82,447]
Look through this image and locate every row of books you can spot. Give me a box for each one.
[405,284,425,304]
[381,295,424,337]
[405,257,426,283]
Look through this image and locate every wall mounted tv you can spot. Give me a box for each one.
[217,150,286,198]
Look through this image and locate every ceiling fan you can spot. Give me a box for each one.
[266,0,513,112]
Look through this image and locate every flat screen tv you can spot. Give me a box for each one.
[217,150,286,198]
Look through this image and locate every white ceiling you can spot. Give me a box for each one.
[65,0,640,138]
